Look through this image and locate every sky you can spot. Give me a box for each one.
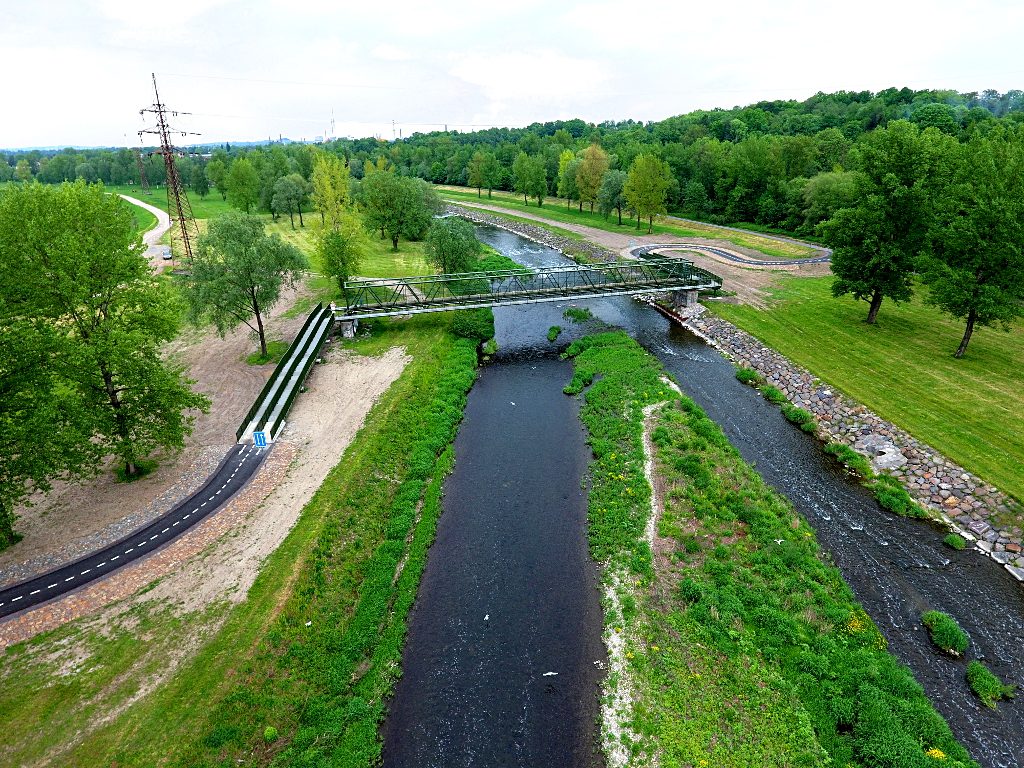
[2,0,1023,149]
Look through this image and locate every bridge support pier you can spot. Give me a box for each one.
[671,289,699,310]
[337,319,359,338]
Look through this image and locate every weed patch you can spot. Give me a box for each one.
[547,325,562,342]
[943,533,968,550]
[563,306,593,323]
[965,660,1015,708]
[245,339,289,366]
[921,611,969,656]
[824,442,874,480]
[760,384,787,405]
[780,404,817,433]
[735,367,764,386]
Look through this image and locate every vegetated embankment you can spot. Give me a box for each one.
[564,331,977,768]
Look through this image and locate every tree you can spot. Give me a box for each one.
[556,150,577,209]
[14,158,32,182]
[360,173,434,250]
[424,216,481,274]
[598,169,628,225]
[206,158,227,199]
[576,143,610,212]
[318,210,368,293]
[923,133,1024,357]
[272,174,305,228]
[525,155,547,207]
[467,150,487,197]
[310,150,350,228]
[512,152,531,204]
[0,182,209,479]
[191,165,210,198]
[624,154,672,233]
[226,157,260,213]
[186,211,308,357]
[481,151,501,198]
[821,121,948,324]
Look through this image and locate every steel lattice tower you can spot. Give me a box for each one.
[135,148,150,191]
[139,74,200,267]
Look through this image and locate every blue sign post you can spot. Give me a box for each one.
[253,431,267,448]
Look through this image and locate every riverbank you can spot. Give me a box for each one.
[683,308,1024,581]
[565,331,977,767]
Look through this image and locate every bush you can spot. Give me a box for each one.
[547,325,562,342]
[943,533,967,551]
[263,726,278,742]
[735,367,764,386]
[451,308,495,342]
[966,660,1015,708]
[921,611,969,656]
[781,403,817,433]
[873,475,925,518]
[824,442,874,480]
[761,384,787,404]
[563,306,593,322]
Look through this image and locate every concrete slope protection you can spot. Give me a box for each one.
[631,242,832,266]
[0,444,266,620]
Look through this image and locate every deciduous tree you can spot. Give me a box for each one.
[512,152,531,204]
[310,150,350,228]
[576,143,610,213]
[424,216,481,274]
[272,174,305,228]
[226,157,260,213]
[318,210,368,293]
[624,154,671,233]
[206,158,227,199]
[186,211,307,357]
[924,133,1024,357]
[598,169,628,224]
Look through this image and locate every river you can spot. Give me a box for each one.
[383,224,1023,768]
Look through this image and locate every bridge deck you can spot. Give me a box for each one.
[336,256,721,320]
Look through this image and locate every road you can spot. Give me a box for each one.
[0,444,267,620]
[119,193,172,266]
[631,242,832,266]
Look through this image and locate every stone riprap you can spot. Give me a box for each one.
[685,309,1024,583]
[448,204,616,263]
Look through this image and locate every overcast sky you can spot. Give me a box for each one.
[2,0,1023,149]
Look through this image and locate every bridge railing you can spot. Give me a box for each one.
[340,257,721,318]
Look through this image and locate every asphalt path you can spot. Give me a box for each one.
[631,242,832,266]
[118,193,172,265]
[0,444,267,620]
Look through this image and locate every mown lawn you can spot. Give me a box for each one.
[105,183,237,220]
[711,277,1024,503]
[439,185,818,259]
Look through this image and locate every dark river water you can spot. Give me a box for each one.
[383,225,1024,768]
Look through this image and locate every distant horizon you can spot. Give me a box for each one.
[3,82,1021,154]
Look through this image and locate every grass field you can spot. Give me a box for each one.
[711,277,1024,504]
[105,183,237,220]
[119,197,158,235]
[438,185,818,259]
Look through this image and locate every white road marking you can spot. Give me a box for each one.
[125,548,134,553]
[172,521,179,526]
[47,584,57,589]
[29,590,40,595]
[80,569,91,575]
[183,514,191,519]
[200,501,207,507]
[149,535,157,541]
[162,528,169,533]
[111,555,119,560]
[65,576,75,582]
[11,596,21,601]
[98,562,106,567]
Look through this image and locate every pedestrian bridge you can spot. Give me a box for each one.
[335,257,722,320]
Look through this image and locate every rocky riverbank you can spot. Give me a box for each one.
[448,204,616,262]
[685,308,1024,582]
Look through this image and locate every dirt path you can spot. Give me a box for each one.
[0,285,313,589]
[454,200,831,307]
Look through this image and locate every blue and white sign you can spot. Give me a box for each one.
[253,431,268,448]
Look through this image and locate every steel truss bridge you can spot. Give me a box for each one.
[336,257,722,320]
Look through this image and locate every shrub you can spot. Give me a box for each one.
[563,306,593,322]
[943,533,967,551]
[824,442,874,480]
[966,660,1015,708]
[547,325,562,342]
[921,611,969,656]
[263,726,278,742]
[735,367,764,386]
[873,475,925,518]
[451,308,495,342]
[761,384,787,404]
[781,404,817,433]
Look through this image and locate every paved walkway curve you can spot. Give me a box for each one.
[631,242,831,266]
[0,444,267,620]
[118,193,172,264]
[662,214,832,258]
